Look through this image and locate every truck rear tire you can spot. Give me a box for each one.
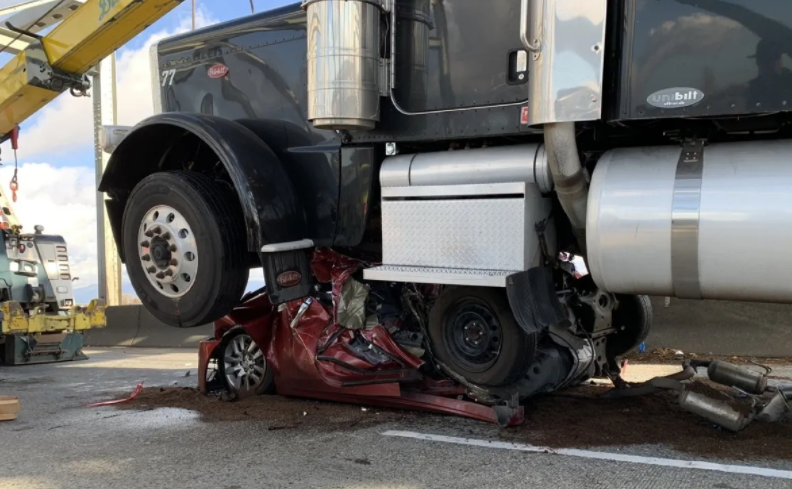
[428,287,536,387]
[122,171,249,328]
[607,294,652,357]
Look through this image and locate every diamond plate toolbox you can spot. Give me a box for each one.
[382,198,527,271]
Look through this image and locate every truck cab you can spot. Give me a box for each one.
[99,0,792,397]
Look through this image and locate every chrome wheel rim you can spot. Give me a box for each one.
[137,205,198,298]
[223,333,266,392]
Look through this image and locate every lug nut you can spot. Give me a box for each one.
[169,245,178,252]
[144,230,154,238]
[170,259,178,266]
[165,269,174,277]
[140,240,150,248]
[151,226,162,235]
[141,254,151,262]
[161,232,171,240]
[146,266,156,274]
[155,272,166,279]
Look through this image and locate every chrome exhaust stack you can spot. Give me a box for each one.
[525,0,608,255]
[544,123,589,255]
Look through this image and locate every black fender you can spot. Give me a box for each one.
[99,113,306,261]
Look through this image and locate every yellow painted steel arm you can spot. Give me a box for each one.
[0,0,182,136]
[1,299,107,333]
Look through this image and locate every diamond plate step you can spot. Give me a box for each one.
[363,265,519,287]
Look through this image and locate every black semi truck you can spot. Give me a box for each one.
[99,0,792,396]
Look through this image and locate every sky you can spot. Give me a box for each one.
[0,0,293,303]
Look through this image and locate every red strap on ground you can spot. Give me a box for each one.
[84,383,144,407]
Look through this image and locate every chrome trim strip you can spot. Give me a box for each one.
[671,141,704,299]
[381,182,527,199]
[364,265,516,287]
[260,239,315,253]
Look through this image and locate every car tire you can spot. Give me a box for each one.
[123,171,249,328]
[217,325,275,396]
[428,287,536,387]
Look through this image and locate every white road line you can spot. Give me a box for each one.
[382,431,792,480]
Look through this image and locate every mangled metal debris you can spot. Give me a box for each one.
[606,359,790,432]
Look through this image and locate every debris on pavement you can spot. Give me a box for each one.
[0,395,20,421]
[606,359,789,433]
[503,384,792,462]
[625,348,791,367]
[116,386,413,431]
[84,383,144,408]
[116,383,792,462]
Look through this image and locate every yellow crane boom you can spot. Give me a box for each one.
[0,0,181,138]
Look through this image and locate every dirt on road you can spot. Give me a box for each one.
[116,384,792,462]
[624,348,791,367]
[502,384,791,462]
[118,386,415,431]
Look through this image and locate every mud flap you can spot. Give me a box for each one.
[506,266,568,335]
[261,250,313,305]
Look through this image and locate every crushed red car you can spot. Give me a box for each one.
[198,248,525,426]
[198,249,792,431]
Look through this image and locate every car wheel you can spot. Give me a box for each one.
[428,287,536,387]
[123,171,249,328]
[217,326,274,395]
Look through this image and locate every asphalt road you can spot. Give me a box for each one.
[1,348,791,489]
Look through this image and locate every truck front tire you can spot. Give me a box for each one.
[122,171,249,328]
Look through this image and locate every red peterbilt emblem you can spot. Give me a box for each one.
[208,64,229,78]
[276,271,302,287]
[520,106,530,125]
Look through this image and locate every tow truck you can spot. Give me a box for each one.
[0,126,106,365]
[0,0,186,363]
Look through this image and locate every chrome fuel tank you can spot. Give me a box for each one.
[587,139,792,303]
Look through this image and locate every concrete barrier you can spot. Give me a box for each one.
[82,305,140,347]
[648,297,792,357]
[86,299,792,357]
[84,305,214,349]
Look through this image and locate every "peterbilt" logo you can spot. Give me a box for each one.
[276,271,302,288]
[208,64,229,79]
[647,88,705,109]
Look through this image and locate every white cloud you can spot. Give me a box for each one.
[7,6,219,159]
[0,162,98,291]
